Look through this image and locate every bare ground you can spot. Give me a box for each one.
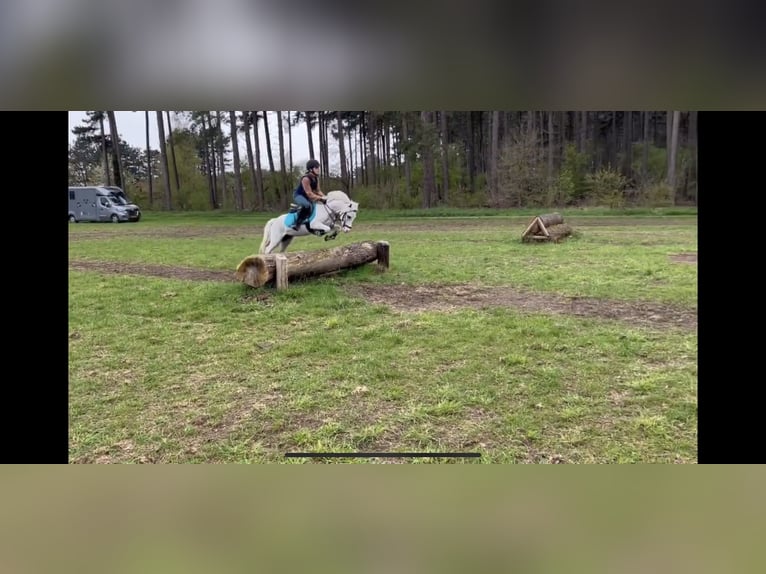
[69,253,697,331]
[66,216,696,241]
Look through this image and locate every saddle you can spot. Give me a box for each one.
[288,203,313,230]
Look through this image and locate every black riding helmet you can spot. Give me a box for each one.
[306,159,320,171]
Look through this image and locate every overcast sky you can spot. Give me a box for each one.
[68,111,345,173]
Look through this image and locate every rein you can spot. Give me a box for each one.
[322,199,352,231]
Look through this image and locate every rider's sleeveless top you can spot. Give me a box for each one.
[294,172,318,199]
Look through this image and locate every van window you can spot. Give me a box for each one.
[99,197,111,207]
[69,191,75,200]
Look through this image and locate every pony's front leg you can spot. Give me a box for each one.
[309,221,332,235]
[324,226,340,241]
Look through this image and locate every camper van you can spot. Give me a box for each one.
[68,186,141,223]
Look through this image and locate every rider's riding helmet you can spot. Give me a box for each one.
[306,159,320,171]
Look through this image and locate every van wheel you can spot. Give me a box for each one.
[111,214,119,223]
[69,215,77,223]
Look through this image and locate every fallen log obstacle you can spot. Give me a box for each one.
[236,240,390,289]
[521,213,573,243]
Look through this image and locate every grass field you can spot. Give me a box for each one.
[68,207,697,463]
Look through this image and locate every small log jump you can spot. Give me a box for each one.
[521,213,573,243]
[236,240,390,289]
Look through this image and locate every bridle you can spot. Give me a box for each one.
[325,199,358,232]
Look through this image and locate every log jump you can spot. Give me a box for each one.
[521,213,573,243]
[236,240,390,289]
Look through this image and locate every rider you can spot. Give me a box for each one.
[290,159,326,230]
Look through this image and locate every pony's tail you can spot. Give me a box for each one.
[259,219,272,254]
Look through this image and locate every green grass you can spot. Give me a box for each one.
[68,210,697,463]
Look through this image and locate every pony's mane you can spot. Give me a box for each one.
[326,190,351,202]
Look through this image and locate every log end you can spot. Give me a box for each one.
[236,255,270,288]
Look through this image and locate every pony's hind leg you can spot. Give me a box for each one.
[279,235,294,253]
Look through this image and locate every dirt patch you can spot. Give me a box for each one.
[68,226,259,242]
[70,259,696,330]
[70,260,237,282]
[669,252,697,264]
[346,283,696,331]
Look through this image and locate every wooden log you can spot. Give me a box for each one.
[236,241,386,288]
[275,255,288,290]
[546,223,573,242]
[538,213,564,227]
[376,241,390,271]
[521,218,541,238]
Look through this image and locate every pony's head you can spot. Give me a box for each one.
[326,191,360,233]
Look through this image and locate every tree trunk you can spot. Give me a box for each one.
[421,111,436,208]
[206,113,219,208]
[201,113,216,209]
[236,241,386,288]
[689,111,697,204]
[490,110,500,206]
[229,111,244,210]
[145,111,153,206]
[277,110,288,208]
[215,111,228,208]
[609,111,618,168]
[622,111,633,180]
[466,111,475,192]
[667,110,680,194]
[98,113,111,186]
[665,111,672,170]
[642,111,650,183]
[368,112,378,187]
[359,113,367,186]
[251,112,265,210]
[547,111,554,181]
[287,111,293,175]
[322,112,331,187]
[337,111,349,191]
[243,112,257,210]
[262,111,276,174]
[155,111,172,210]
[106,111,125,190]
[305,111,315,160]
[440,111,449,205]
[402,113,412,198]
[166,111,181,192]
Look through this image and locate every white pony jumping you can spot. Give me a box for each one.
[258,190,360,254]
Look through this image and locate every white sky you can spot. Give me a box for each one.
[67,111,348,173]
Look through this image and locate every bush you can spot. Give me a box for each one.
[638,182,675,207]
[550,144,589,206]
[496,131,548,208]
[584,168,628,208]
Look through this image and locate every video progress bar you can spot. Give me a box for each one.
[285,452,480,458]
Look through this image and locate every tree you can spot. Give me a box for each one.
[490,110,500,206]
[215,111,229,208]
[667,110,680,194]
[287,111,293,174]
[248,112,265,210]
[420,111,437,208]
[106,112,125,191]
[145,111,153,205]
[262,111,276,174]
[166,111,181,192]
[276,110,288,207]
[336,111,349,191]
[440,111,449,204]
[229,111,244,210]
[242,111,258,210]
[156,111,173,209]
[68,134,101,184]
[304,111,316,159]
